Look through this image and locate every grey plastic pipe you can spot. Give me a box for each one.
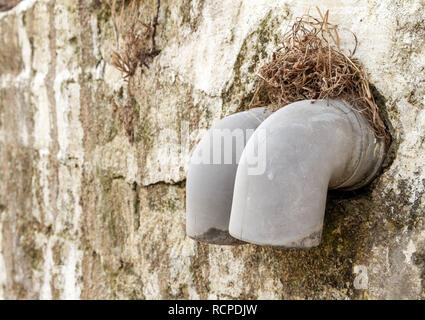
[186,107,272,245]
[229,99,386,248]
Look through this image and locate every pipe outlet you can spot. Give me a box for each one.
[186,107,272,245]
[229,99,386,248]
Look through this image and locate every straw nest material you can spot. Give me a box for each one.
[249,10,389,145]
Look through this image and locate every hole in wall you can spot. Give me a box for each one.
[370,84,399,171]
[327,84,397,203]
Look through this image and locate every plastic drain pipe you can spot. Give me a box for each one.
[229,99,386,248]
[186,108,272,245]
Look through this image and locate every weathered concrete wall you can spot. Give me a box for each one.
[0,0,424,299]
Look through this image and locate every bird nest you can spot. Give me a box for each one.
[250,10,389,145]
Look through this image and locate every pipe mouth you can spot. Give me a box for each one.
[229,228,322,249]
[188,228,245,245]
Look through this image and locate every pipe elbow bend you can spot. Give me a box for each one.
[186,108,272,245]
[229,99,386,248]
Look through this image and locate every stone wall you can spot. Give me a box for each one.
[0,0,424,299]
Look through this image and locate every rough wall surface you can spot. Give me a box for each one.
[0,0,424,299]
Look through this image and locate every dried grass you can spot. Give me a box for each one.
[104,0,160,144]
[250,9,389,145]
[105,0,159,81]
